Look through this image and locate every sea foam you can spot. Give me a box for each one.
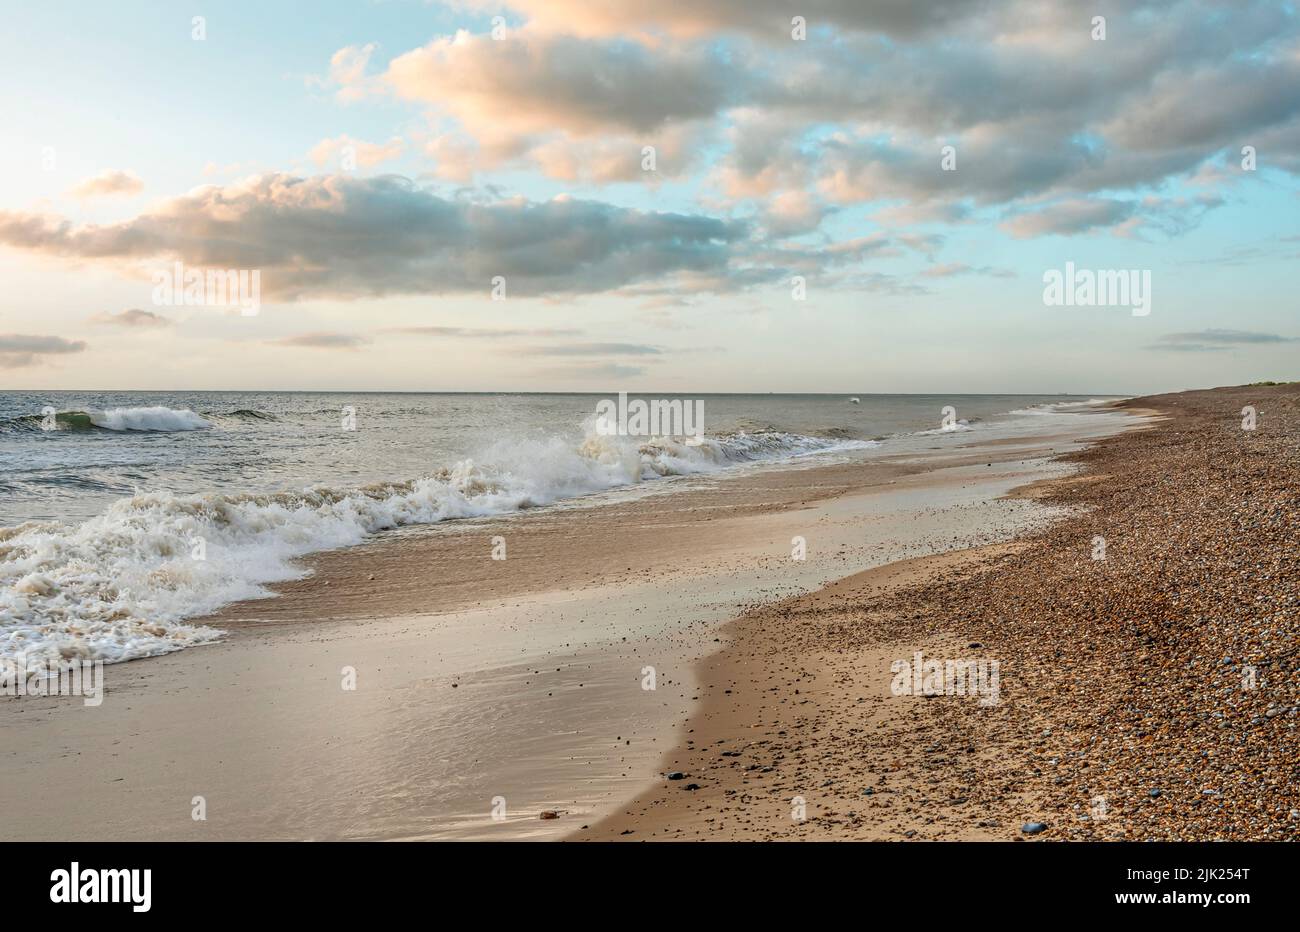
[87,407,212,431]
[0,406,213,432]
[0,423,870,665]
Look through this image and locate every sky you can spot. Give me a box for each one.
[0,0,1297,394]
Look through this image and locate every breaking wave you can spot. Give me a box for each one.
[1008,398,1122,415]
[912,417,979,435]
[1,406,211,433]
[0,423,872,665]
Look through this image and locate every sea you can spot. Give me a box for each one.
[0,390,1120,665]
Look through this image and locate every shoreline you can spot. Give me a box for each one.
[579,386,1299,841]
[0,404,1149,840]
[573,543,1034,841]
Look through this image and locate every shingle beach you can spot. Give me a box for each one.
[583,385,1299,841]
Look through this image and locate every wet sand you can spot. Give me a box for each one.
[581,385,1299,841]
[0,406,1143,841]
[574,544,1032,841]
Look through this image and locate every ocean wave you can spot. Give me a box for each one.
[0,424,872,665]
[205,408,277,422]
[90,407,212,431]
[912,418,978,436]
[1,406,212,433]
[1008,398,1122,416]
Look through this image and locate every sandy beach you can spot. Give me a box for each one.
[0,402,1141,841]
[6,5,1299,911]
[5,386,1293,843]
[580,385,1300,841]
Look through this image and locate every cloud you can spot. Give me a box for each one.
[1102,56,1300,153]
[477,0,996,40]
[1146,329,1298,352]
[90,308,171,328]
[1001,199,1137,238]
[760,190,832,237]
[1001,193,1224,239]
[270,332,370,350]
[384,325,583,339]
[309,135,405,169]
[0,334,88,368]
[920,262,1014,279]
[1179,235,1300,267]
[525,121,712,182]
[12,2,1298,324]
[830,271,933,296]
[316,43,381,101]
[371,0,1300,215]
[534,362,649,380]
[710,110,812,199]
[67,170,143,200]
[514,342,662,356]
[872,201,974,227]
[0,173,752,300]
[385,29,734,139]
[753,231,941,272]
